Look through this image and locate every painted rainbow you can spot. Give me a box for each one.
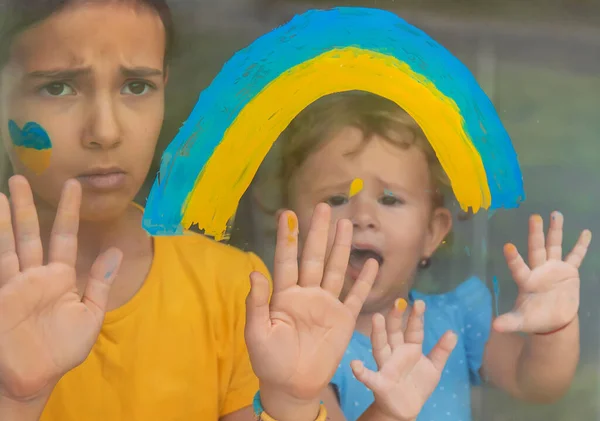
[143,7,525,239]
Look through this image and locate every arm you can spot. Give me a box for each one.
[482,317,579,403]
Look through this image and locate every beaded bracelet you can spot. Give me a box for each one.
[253,391,328,421]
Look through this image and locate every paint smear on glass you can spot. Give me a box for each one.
[395,298,407,312]
[464,246,470,256]
[287,213,297,244]
[142,7,525,239]
[8,120,52,175]
[492,276,500,317]
[349,178,363,198]
[384,189,394,196]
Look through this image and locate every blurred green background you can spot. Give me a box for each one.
[142,1,600,420]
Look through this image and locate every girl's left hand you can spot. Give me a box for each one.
[245,203,378,401]
[352,300,457,421]
[493,211,592,334]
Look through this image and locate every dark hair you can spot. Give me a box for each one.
[0,0,175,71]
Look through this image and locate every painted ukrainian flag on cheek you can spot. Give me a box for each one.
[143,7,525,240]
[8,120,53,175]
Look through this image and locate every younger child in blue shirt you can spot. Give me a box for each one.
[267,90,591,421]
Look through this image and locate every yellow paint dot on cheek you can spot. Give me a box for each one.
[349,178,364,198]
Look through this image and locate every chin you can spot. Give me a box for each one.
[79,193,134,222]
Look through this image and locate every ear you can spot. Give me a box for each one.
[423,207,453,257]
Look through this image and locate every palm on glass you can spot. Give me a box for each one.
[245,203,379,400]
[0,176,122,401]
[352,301,457,421]
[493,212,592,334]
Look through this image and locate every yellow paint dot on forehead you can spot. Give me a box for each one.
[349,178,363,198]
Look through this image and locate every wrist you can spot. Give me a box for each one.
[0,393,49,421]
[366,402,414,421]
[257,382,322,421]
[535,317,577,336]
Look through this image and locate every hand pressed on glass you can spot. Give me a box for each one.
[493,212,591,334]
[352,300,457,421]
[0,176,122,402]
[245,203,378,418]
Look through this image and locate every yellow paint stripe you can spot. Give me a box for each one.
[182,47,490,240]
[14,146,52,175]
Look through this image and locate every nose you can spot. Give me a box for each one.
[350,196,379,231]
[82,94,121,149]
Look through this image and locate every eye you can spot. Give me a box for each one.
[121,81,153,96]
[40,82,75,97]
[326,195,348,207]
[379,194,403,206]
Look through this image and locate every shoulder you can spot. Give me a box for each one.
[453,276,492,305]
[412,277,492,337]
[156,232,269,276]
[412,276,491,309]
[153,233,270,302]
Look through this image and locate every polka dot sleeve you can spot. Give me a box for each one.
[454,276,493,385]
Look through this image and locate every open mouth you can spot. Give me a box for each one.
[349,246,384,268]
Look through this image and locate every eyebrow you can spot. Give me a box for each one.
[25,67,91,80]
[379,179,417,197]
[25,65,163,80]
[120,66,163,78]
[313,180,352,195]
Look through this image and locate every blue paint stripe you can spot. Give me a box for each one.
[144,7,524,235]
[8,120,52,150]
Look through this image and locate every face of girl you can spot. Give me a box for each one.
[0,2,167,221]
[289,126,452,313]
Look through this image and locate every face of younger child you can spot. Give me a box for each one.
[0,1,167,221]
[289,126,452,313]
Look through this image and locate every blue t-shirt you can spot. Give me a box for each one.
[331,276,492,421]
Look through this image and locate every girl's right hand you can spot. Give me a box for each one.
[352,300,457,421]
[0,176,122,402]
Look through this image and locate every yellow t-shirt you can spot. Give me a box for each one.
[41,233,268,421]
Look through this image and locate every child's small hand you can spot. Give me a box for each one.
[245,203,378,404]
[352,300,457,421]
[0,176,121,402]
[494,212,592,334]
